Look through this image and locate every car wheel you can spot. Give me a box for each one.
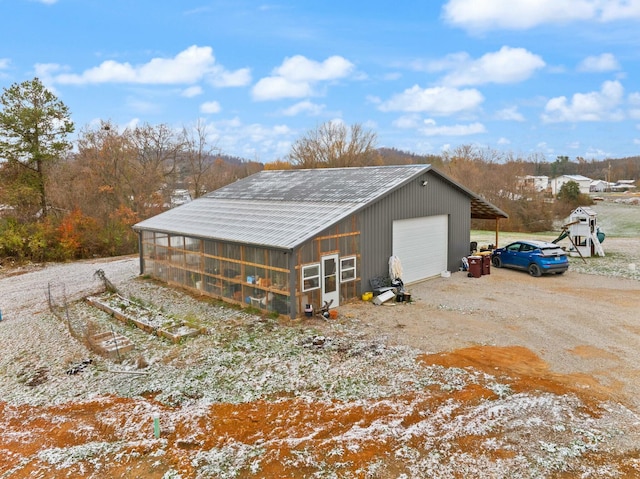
[492,256,502,268]
[528,264,542,277]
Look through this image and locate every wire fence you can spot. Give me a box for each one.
[46,272,126,363]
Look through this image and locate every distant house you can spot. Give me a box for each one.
[590,179,637,192]
[550,175,592,195]
[133,165,507,319]
[590,180,610,192]
[518,175,549,192]
[611,180,637,191]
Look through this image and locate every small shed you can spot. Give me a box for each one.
[132,165,507,318]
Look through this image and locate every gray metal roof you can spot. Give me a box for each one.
[207,165,426,203]
[134,165,507,249]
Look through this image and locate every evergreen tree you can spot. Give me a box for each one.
[0,78,74,218]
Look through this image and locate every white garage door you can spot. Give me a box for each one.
[393,215,448,283]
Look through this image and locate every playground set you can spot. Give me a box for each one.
[553,206,605,258]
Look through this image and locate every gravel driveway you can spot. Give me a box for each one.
[0,256,139,320]
[341,237,640,410]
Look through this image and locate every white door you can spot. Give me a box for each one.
[393,215,448,283]
[321,254,339,308]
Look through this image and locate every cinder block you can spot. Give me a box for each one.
[373,290,395,305]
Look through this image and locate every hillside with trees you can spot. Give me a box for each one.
[1,80,637,263]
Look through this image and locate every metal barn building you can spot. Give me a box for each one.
[132,165,507,318]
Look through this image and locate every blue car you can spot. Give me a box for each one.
[491,240,569,277]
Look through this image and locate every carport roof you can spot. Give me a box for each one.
[133,165,507,249]
[470,196,509,220]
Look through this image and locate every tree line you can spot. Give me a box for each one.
[0,78,633,264]
[0,79,262,263]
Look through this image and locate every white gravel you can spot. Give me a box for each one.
[0,256,139,320]
[1,242,640,477]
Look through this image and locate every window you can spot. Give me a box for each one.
[507,243,521,252]
[302,264,320,292]
[340,256,356,282]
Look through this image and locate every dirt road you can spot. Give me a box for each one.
[341,245,640,410]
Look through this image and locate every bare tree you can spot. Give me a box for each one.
[181,120,219,198]
[126,123,184,216]
[70,121,137,215]
[287,122,379,168]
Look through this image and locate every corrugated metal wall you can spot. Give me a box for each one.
[359,170,471,288]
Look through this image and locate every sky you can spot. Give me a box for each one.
[2,0,640,163]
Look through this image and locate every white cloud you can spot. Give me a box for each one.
[252,77,313,101]
[209,67,252,87]
[542,80,625,122]
[35,0,58,4]
[182,86,203,98]
[419,119,486,136]
[44,45,249,87]
[252,55,355,101]
[599,1,640,21]
[414,52,468,73]
[577,53,620,72]
[443,0,596,31]
[584,146,609,157]
[392,114,421,129]
[379,85,484,115]
[628,92,640,119]
[200,101,222,114]
[443,0,640,31]
[124,118,141,130]
[439,47,545,87]
[280,100,325,116]
[495,106,526,122]
[197,117,295,161]
[34,62,63,77]
[273,55,354,82]
[0,58,9,69]
[497,137,511,145]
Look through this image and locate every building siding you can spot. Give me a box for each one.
[359,170,470,288]
[134,166,503,318]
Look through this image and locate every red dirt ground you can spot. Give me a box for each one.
[2,345,638,478]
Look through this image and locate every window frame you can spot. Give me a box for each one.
[340,256,357,282]
[301,263,321,292]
